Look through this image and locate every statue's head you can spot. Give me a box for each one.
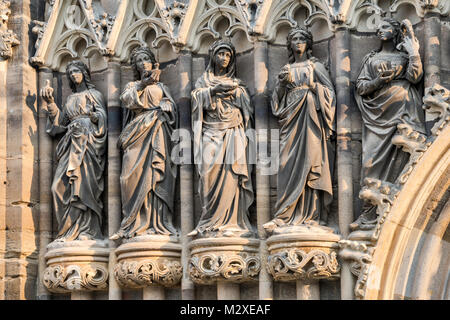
[287,26,313,63]
[377,18,402,47]
[208,39,236,77]
[66,60,94,92]
[130,46,157,80]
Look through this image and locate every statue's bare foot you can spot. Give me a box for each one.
[109,233,120,240]
[263,221,277,233]
[187,229,198,237]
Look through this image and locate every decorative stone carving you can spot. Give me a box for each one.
[422,83,450,136]
[159,1,187,47]
[186,0,250,52]
[263,26,336,236]
[352,18,426,231]
[189,39,255,239]
[189,238,260,285]
[111,46,178,241]
[43,240,109,293]
[41,60,107,242]
[339,236,374,299]
[114,235,182,288]
[31,20,46,50]
[266,233,341,282]
[0,0,19,60]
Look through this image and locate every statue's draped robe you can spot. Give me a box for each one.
[47,89,107,241]
[191,71,254,237]
[116,82,177,238]
[271,60,335,226]
[356,51,425,184]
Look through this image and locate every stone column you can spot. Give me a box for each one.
[177,52,195,300]
[37,68,53,300]
[143,286,165,300]
[423,11,441,130]
[296,280,320,300]
[106,58,122,300]
[0,59,6,301]
[334,27,355,300]
[253,40,273,300]
[2,0,39,300]
[217,282,240,300]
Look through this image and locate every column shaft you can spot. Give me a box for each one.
[37,68,53,300]
[253,40,273,300]
[106,59,122,300]
[334,28,355,300]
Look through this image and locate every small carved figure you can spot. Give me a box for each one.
[263,27,336,234]
[111,46,178,240]
[351,18,426,230]
[41,60,107,241]
[189,39,255,238]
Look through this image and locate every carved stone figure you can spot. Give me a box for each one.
[263,26,336,235]
[351,18,426,230]
[0,0,19,60]
[41,60,107,242]
[189,39,255,239]
[111,46,178,240]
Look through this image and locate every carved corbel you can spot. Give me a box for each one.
[0,0,19,60]
[189,238,261,285]
[43,240,109,294]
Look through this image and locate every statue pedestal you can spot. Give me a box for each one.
[266,232,341,283]
[43,240,109,294]
[113,235,182,289]
[188,237,261,285]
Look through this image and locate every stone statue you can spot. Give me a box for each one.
[41,60,107,242]
[188,39,255,238]
[263,27,336,235]
[350,18,426,230]
[110,46,178,240]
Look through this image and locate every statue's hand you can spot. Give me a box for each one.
[278,69,291,86]
[376,69,396,85]
[40,79,55,104]
[402,36,420,57]
[160,99,173,112]
[211,82,237,96]
[89,111,99,124]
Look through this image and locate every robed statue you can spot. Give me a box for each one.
[351,18,426,230]
[263,27,336,234]
[111,46,178,240]
[41,60,107,242]
[188,39,255,238]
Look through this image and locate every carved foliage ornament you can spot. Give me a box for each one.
[43,264,108,293]
[114,259,182,288]
[0,0,19,60]
[267,249,340,282]
[189,253,261,285]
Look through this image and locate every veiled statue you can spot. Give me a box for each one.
[263,27,336,234]
[41,60,107,242]
[351,18,426,230]
[111,46,178,240]
[188,39,255,238]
